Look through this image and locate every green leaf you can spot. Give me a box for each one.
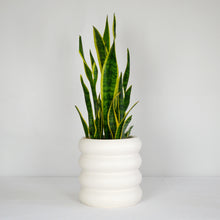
[79,36,85,60]
[89,50,98,85]
[89,50,95,67]
[98,96,104,138]
[75,105,89,138]
[115,119,125,139]
[93,26,107,72]
[122,115,132,138]
[79,42,98,115]
[125,125,133,138]
[93,95,103,139]
[123,49,130,91]
[94,107,102,139]
[113,14,116,39]
[107,92,119,138]
[124,85,132,112]
[103,16,110,51]
[115,101,138,139]
[83,62,93,83]
[101,42,118,138]
[92,62,98,86]
[118,73,124,120]
[125,101,139,120]
[107,105,115,139]
[79,39,98,115]
[80,75,96,137]
[83,62,98,116]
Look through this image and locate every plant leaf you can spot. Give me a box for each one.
[83,62,93,83]
[79,39,98,116]
[83,62,98,116]
[92,62,98,86]
[80,75,96,137]
[93,26,107,72]
[75,105,89,138]
[122,115,132,138]
[98,95,103,138]
[113,14,116,39]
[118,73,124,120]
[125,125,133,138]
[115,101,138,139]
[123,49,130,91]
[94,107,102,139]
[101,42,118,138]
[79,36,85,60]
[103,16,110,51]
[107,92,119,138]
[89,50,95,67]
[124,85,132,112]
[115,118,125,139]
[89,50,98,85]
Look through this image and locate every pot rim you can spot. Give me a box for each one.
[79,136,141,155]
[80,136,138,141]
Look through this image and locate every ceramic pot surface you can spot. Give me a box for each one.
[79,137,142,208]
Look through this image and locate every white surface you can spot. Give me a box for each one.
[79,137,142,208]
[0,0,220,176]
[0,177,220,220]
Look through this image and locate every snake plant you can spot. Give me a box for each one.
[75,14,138,139]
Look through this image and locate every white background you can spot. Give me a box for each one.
[0,0,219,176]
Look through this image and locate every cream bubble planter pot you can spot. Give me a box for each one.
[79,137,142,208]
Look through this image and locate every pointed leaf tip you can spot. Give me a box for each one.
[113,14,116,39]
[75,105,89,138]
[93,26,107,71]
[123,48,130,91]
[79,36,85,59]
[103,15,110,50]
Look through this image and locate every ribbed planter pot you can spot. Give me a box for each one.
[79,137,142,208]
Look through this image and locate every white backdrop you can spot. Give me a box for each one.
[0,0,219,176]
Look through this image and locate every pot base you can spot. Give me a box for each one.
[79,186,142,208]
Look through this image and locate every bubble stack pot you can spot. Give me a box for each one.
[79,137,142,208]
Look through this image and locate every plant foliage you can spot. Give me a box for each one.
[75,14,138,139]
